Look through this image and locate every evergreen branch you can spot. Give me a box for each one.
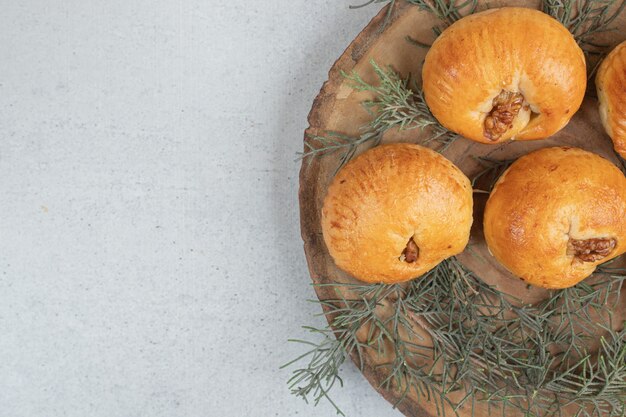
[350,0,477,34]
[301,61,458,173]
[543,0,626,75]
[470,157,516,192]
[543,0,626,52]
[284,258,626,416]
[407,0,478,28]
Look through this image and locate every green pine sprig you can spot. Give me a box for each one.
[300,60,458,173]
[283,258,626,416]
[543,0,626,77]
[543,0,626,53]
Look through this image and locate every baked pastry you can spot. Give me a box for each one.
[484,147,626,289]
[321,143,473,284]
[596,40,626,159]
[422,7,586,144]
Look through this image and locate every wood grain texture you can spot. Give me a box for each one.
[299,1,626,416]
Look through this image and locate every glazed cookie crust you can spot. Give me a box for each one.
[484,147,626,289]
[321,143,473,284]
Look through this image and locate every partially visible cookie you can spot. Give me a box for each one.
[596,40,626,159]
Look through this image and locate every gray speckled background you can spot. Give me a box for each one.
[0,1,402,416]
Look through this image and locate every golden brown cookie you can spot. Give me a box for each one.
[596,40,626,159]
[484,147,626,289]
[422,8,586,144]
[321,143,473,283]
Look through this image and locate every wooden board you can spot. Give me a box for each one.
[298,1,626,416]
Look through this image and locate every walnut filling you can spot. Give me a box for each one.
[567,237,617,262]
[484,90,526,141]
[400,237,419,263]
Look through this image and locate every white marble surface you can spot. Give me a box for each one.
[0,1,402,416]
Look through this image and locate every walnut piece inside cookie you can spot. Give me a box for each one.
[567,237,617,262]
[401,237,419,263]
[484,91,527,141]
